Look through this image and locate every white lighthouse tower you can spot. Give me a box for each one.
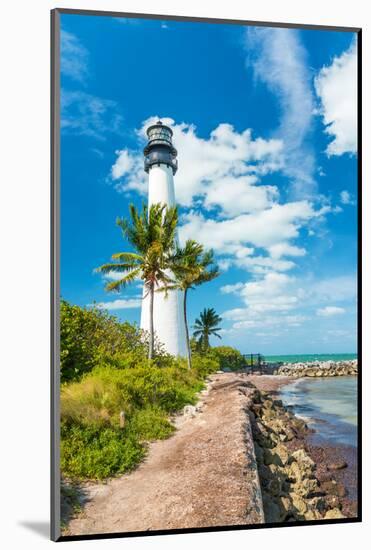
[140,121,188,357]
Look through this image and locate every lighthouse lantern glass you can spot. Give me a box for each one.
[148,126,172,144]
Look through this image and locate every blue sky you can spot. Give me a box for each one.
[60,13,358,355]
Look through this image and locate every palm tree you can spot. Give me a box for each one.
[96,203,178,360]
[193,308,222,351]
[164,241,219,368]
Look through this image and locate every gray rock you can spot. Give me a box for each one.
[324,508,346,519]
[182,405,196,417]
[327,460,347,471]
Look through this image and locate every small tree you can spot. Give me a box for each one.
[211,346,246,371]
[96,203,178,360]
[193,308,222,351]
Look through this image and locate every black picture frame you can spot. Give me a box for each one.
[51,8,362,542]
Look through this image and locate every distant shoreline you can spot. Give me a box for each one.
[264,353,357,364]
[275,359,357,377]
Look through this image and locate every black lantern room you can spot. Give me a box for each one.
[143,121,178,174]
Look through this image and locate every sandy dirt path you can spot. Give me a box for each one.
[65,372,264,536]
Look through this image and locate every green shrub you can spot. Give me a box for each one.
[60,300,149,383]
[61,423,144,480]
[60,300,178,383]
[60,408,176,481]
[209,346,247,371]
[129,407,174,441]
[191,352,220,377]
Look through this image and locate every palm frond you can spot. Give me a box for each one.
[104,268,142,293]
[162,206,178,250]
[96,262,137,274]
[111,252,143,262]
[156,284,178,293]
[169,240,219,292]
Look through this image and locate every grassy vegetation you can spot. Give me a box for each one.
[61,370,199,479]
[61,362,217,480]
[60,301,230,480]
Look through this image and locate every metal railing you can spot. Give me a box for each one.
[243,353,265,369]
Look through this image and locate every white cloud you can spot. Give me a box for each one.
[61,90,124,140]
[203,175,279,217]
[246,27,316,198]
[111,118,283,213]
[309,275,356,303]
[114,17,141,25]
[222,272,302,332]
[226,312,308,330]
[111,150,134,179]
[268,242,306,259]
[241,271,292,298]
[178,198,334,276]
[179,200,319,253]
[93,298,142,310]
[315,39,357,156]
[221,271,356,334]
[340,190,356,206]
[220,282,245,294]
[61,30,89,83]
[316,306,346,317]
[233,255,296,274]
[239,272,299,312]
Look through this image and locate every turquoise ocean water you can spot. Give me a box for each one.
[279,376,358,447]
[265,353,357,364]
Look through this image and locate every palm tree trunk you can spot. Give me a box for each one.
[183,288,191,369]
[148,283,154,360]
[204,332,209,352]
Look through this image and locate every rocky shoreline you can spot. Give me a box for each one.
[274,359,357,378]
[246,378,356,522]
